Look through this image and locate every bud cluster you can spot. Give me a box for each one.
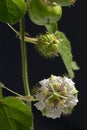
[34,75,78,119]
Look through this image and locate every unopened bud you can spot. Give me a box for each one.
[36,33,60,58]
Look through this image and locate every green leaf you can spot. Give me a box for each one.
[0,0,26,24]
[55,31,79,79]
[71,61,80,70]
[0,97,32,130]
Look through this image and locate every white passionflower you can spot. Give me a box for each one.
[34,75,78,119]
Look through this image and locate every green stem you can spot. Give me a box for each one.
[7,23,20,36]
[20,18,34,130]
[20,18,30,97]
[7,24,37,45]
[24,36,37,45]
[45,22,58,33]
[1,83,22,97]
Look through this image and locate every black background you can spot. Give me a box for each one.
[0,0,87,130]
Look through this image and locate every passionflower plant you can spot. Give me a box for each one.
[34,75,78,119]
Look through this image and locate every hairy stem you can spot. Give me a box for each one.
[20,18,30,97]
[7,24,37,45]
[0,83,22,97]
[7,23,19,36]
[20,18,34,130]
[24,36,37,44]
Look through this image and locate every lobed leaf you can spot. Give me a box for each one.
[55,31,79,79]
[0,0,27,24]
[0,96,32,130]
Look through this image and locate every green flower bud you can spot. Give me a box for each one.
[34,75,78,119]
[28,0,62,25]
[36,33,60,58]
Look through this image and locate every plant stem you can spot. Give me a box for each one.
[7,23,37,45]
[7,23,20,36]
[20,18,34,130]
[1,83,22,97]
[24,36,37,45]
[20,18,30,97]
[45,22,58,33]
